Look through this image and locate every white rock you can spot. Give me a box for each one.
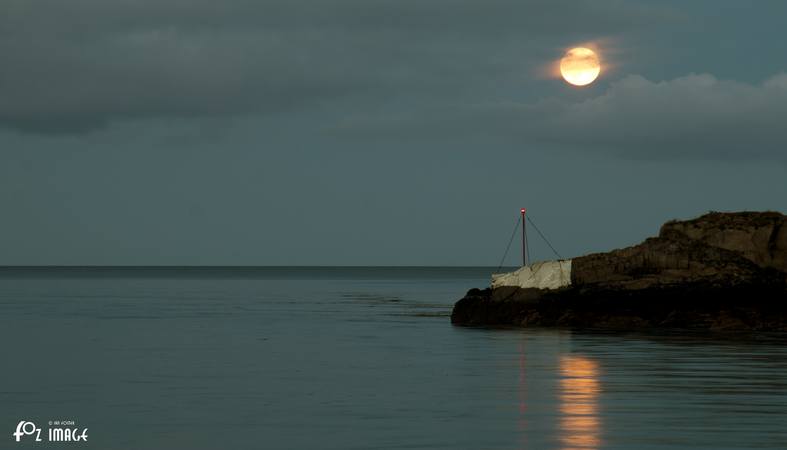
[491,260,572,290]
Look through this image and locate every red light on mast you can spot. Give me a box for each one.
[520,208,526,214]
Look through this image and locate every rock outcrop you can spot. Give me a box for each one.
[452,211,787,331]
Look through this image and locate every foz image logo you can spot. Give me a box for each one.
[12,420,88,443]
[12,421,41,442]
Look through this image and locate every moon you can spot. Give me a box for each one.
[560,47,600,86]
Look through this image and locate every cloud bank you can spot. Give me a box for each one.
[0,0,671,133]
[338,73,787,162]
[529,73,787,161]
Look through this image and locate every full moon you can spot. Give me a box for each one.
[560,47,600,86]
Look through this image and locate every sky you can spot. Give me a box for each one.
[1,0,786,265]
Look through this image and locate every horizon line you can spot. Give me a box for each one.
[0,265,516,269]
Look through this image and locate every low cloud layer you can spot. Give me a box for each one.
[4,0,781,163]
[0,0,671,133]
[529,73,787,161]
[338,73,787,162]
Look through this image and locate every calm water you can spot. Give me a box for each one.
[1,267,785,450]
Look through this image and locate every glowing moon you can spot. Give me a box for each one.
[560,47,600,86]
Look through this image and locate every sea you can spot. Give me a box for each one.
[0,267,785,450]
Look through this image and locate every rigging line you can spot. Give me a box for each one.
[526,215,563,260]
[497,215,521,272]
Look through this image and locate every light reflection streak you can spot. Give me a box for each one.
[559,355,601,450]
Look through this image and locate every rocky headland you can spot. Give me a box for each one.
[451,211,787,331]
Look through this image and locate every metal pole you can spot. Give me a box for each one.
[521,208,527,267]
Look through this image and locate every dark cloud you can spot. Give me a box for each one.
[335,73,787,162]
[529,73,787,161]
[0,0,673,133]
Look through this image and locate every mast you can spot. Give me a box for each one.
[521,208,528,266]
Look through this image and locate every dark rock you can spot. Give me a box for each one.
[451,211,787,332]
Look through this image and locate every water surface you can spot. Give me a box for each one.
[1,267,785,449]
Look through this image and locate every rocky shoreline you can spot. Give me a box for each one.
[451,211,787,331]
